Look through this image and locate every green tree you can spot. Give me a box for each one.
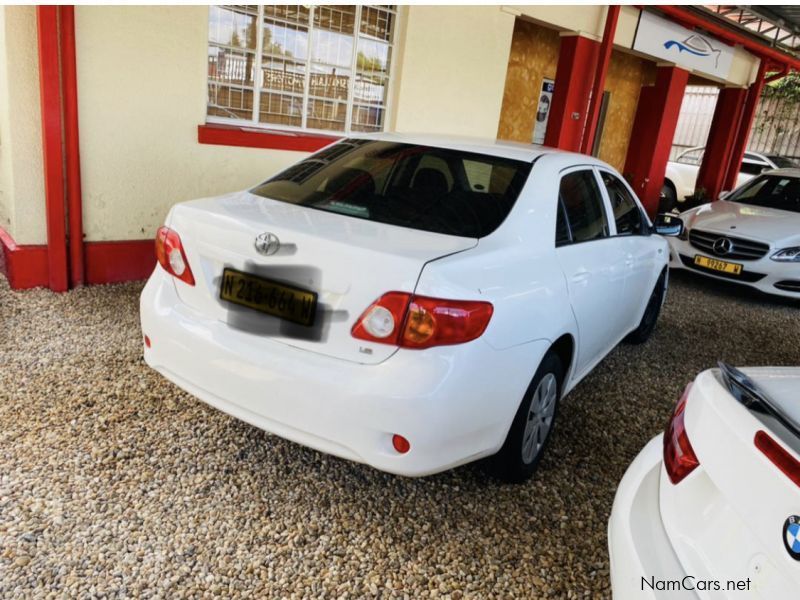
[757,72,800,152]
[356,51,384,74]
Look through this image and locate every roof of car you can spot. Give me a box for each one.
[346,131,601,164]
[764,167,800,177]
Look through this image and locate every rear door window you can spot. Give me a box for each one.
[677,148,704,166]
[252,139,533,238]
[557,170,609,243]
[599,171,647,236]
[740,160,769,176]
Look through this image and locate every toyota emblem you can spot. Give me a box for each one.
[712,237,733,256]
[254,232,280,256]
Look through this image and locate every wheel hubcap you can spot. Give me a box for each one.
[521,373,558,464]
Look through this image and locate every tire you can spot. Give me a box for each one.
[489,352,563,483]
[624,269,667,344]
[658,182,678,214]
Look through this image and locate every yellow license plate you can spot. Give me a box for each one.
[219,268,317,326]
[693,255,743,275]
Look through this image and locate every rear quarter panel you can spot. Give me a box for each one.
[415,154,579,368]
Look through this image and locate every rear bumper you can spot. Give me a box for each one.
[667,237,800,299]
[140,267,546,476]
[608,435,698,599]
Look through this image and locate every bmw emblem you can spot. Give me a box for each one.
[254,232,280,256]
[783,515,800,560]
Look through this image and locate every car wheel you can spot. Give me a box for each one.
[624,269,667,345]
[489,352,563,483]
[658,183,678,214]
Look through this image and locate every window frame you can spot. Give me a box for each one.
[206,5,399,136]
[555,166,613,247]
[676,148,704,166]
[596,168,651,237]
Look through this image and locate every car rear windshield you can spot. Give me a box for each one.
[251,139,533,238]
[727,174,800,213]
[764,155,799,169]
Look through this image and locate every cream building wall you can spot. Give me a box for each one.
[75,6,304,242]
[0,6,47,245]
[0,5,767,247]
[390,6,515,137]
[75,5,518,242]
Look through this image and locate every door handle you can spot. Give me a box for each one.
[571,270,590,283]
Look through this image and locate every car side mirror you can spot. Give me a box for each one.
[653,213,684,237]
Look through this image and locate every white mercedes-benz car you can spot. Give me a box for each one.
[609,363,800,598]
[668,169,800,299]
[662,147,797,212]
[140,133,676,481]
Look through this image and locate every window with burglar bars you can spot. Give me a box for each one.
[207,5,396,134]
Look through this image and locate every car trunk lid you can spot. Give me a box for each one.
[166,191,477,364]
[665,366,800,594]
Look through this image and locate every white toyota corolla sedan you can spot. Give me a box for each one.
[668,169,800,299]
[140,133,675,481]
[609,363,800,598]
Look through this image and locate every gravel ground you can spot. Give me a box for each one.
[1,271,798,598]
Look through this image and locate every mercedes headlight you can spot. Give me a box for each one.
[770,247,800,262]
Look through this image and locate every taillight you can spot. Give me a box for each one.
[755,430,800,488]
[352,292,493,349]
[663,383,700,484]
[155,226,195,286]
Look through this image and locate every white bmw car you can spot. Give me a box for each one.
[609,363,800,598]
[668,169,800,299]
[140,133,675,481]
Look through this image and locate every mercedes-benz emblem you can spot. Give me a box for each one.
[254,232,280,256]
[712,237,733,256]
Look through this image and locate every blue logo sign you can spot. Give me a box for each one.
[664,34,722,68]
[784,516,800,560]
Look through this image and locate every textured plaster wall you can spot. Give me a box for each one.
[496,19,560,143]
[597,50,655,172]
[0,6,47,245]
[75,6,303,242]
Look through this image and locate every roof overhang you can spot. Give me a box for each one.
[655,5,800,73]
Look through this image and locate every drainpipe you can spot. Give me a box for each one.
[36,6,69,292]
[35,6,84,291]
[581,5,620,156]
[60,6,85,287]
[765,66,791,84]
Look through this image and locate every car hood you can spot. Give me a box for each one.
[683,200,800,246]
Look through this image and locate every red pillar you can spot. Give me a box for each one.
[581,6,620,155]
[695,87,748,201]
[544,34,599,152]
[623,66,689,217]
[36,6,69,292]
[722,63,767,191]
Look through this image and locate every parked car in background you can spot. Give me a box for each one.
[140,133,678,482]
[667,169,800,299]
[609,363,800,599]
[662,146,799,212]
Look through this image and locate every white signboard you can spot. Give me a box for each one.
[633,11,734,80]
[532,78,554,145]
